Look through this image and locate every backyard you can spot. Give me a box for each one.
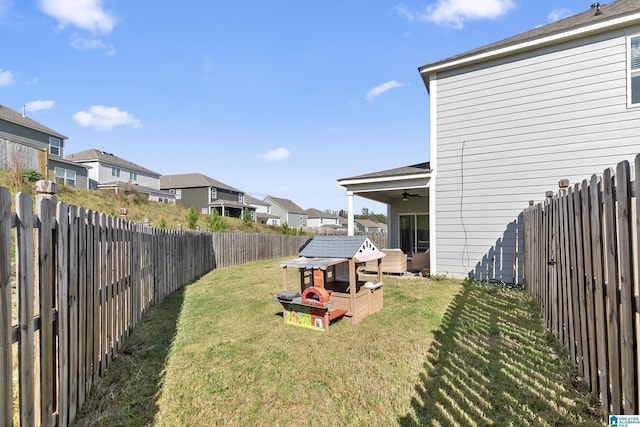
[72,259,601,426]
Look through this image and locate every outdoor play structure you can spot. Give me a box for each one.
[275,235,385,332]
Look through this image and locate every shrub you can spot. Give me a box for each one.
[21,169,43,182]
[206,209,227,232]
[186,207,199,230]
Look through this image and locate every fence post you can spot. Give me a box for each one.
[35,180,57,217]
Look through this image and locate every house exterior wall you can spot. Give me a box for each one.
[264,198,307,227]
[215,188,241,203]
[0,120,53,148]
[84,160,160,189]
[431,26,640,283]
[0,137,43,171]
[307,217,339,227]
[286,212,307,228]
[176,187,208,211]
[48,160,89,189]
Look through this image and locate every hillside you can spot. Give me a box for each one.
[0,170,291,234]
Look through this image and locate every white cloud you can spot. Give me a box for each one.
[70,34,116,55]
[548,8,572,22]
[261,147,291,161]
[38,0,117,34]
[397,0,515,29]
[25,100,55,112]
[365,80,405,101]
[73,105,142,130]
[0,69,13,87]
[71,34,104,50]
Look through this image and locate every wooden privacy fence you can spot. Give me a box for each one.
[0,183,345,426]
[523,155,640,418]
[211,233,309,268]
[1,189,216,426]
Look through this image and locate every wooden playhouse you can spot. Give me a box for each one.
[275,235,385,332]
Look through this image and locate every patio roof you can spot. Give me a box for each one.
[337,161,431,204]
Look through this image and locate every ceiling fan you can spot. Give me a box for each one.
[401,191,422,201]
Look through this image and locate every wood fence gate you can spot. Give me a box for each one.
[523,155,640,417]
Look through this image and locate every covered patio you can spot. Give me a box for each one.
[337,162,431,258]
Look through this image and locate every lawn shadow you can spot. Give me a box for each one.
[398,283,601,426]
[73,287,186,426]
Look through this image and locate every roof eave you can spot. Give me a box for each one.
[419,11,640,89]
[338,171,431,187]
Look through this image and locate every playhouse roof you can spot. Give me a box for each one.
[297,235,384,263]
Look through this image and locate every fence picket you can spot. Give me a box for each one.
[68,205,79,421]
[16,192,35,426]
[616,161,635,413]
[57,202,70,427]
[603,168,621,414]
[36,196,55,427]
[0,188,10,427]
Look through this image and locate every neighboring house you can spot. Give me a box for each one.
[245,195,280,226]
[160,173,255,219]
[305,208,340,227]
[0,104,89,189]
[66,149,172,202]
[338,162,431,255]
[264,196,307,228]
[354,219,386,234]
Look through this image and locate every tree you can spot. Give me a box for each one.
[242,208,253,226]
[186,207,199,230]
[206,208,227,232]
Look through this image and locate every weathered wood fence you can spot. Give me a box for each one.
[523,155,640,417]
[1,188,310,426]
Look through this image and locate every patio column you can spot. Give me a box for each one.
[347,190,354,236]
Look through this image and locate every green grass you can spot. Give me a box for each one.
[73,261,602,426]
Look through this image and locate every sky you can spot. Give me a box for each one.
[0,0,595,215]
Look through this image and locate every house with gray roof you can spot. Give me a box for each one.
[305,208,340,228]
[0,104,89,188]
[245,195,280,226]
[264,195,307,228]
[160,173,255,219]
[418,0,640,283]
[341,0,640,283]
[66,149,171,201]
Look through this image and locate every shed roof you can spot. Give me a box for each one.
[0,104,67,139]
[297,235,384,262]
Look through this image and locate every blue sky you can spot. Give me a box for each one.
[0,0,590,214]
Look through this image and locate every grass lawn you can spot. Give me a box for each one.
[73,259,602,426]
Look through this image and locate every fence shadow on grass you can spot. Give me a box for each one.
[398,283,601,426]
[73,288,186,426]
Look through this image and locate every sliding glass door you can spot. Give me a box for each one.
[399,214,429,254]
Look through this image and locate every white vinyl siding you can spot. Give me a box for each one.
[431,27,640,282]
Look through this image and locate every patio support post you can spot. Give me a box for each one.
[347,191,354,236]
